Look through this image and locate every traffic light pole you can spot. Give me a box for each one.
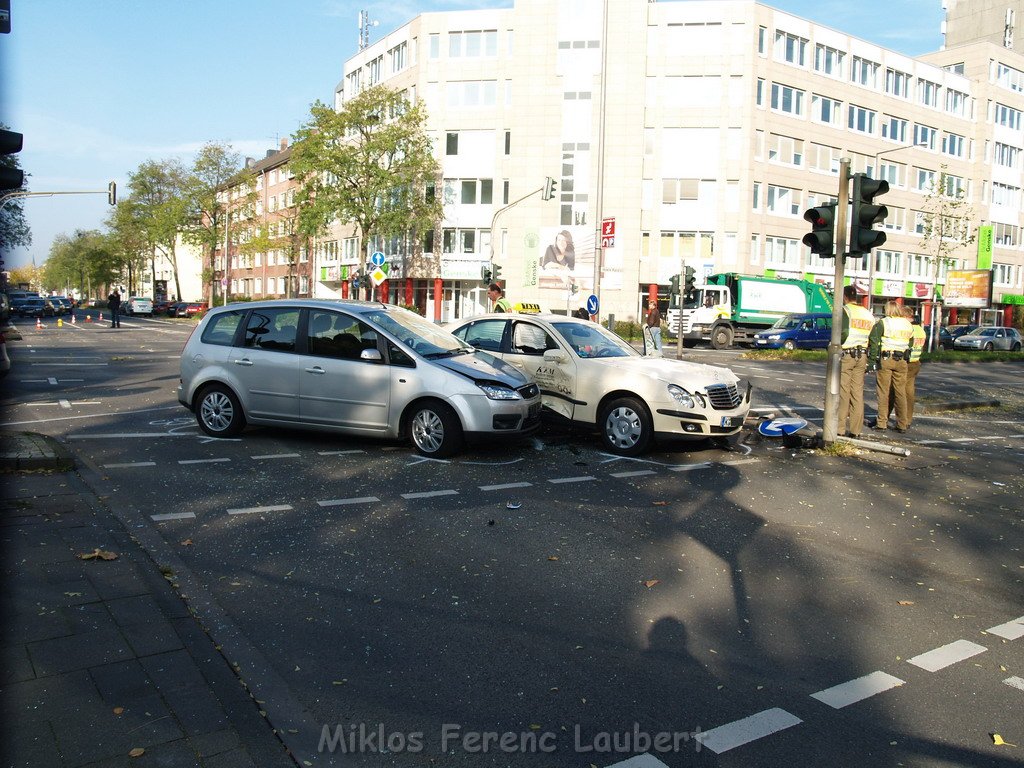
[823,158,851,445]
[0,188,116,212]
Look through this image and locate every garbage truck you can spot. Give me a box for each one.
[668,273,833,349]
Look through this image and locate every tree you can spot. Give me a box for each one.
[289,86,443,286]
[41,230,117,297]
[181,142,248,305]
[106,199,151,296]
[126,159,189,302]
[919,165,977,350]
[0,123,31,252]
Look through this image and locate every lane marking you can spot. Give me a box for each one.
[547,475,597,484]
[949,437,975,443]
[986,616,1024,640]
[401,490,458,499]
[151,512,196,521]
[69,431,193,439]
[719,458,760,467]
[669,462,711,472]
[1004,676,1024,692]
[907,639,987,672]
[318,496,380,507]
[317,449,366,456]
[178,458,231,465]
[810,671,905,709]
[59,400,71,409]
[610,470,658,478]
[47,377,57,385]
[479,482,533,491]
[251,453,301,460]
[103,461,157,468]
[29,362,109,366]
[227,505,293,515]
[695,708,802,754]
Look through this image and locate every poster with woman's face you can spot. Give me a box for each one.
[538,225,594,293]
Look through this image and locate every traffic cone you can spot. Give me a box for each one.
[99,312,104,322]
[36,318,42,329]
[71,314,76,324]
[85,314,92,323]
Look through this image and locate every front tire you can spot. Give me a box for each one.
[985,342,994,351]
[196,384,246,437]
[782,339,796,351]
[409,400,464,458]
[710,325,734,350]
[600,397,653,456]
[1013,342,1021,352]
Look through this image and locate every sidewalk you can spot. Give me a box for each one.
[0,433,295,768]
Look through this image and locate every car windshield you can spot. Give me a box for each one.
[769,316,803,330]
[550,321,639,359]
[977,328,996,337]
[363,307,473,357]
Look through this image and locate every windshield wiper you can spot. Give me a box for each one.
[423,348,473,359]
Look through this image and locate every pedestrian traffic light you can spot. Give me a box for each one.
[0,129,25,191]
[481,265,492,284]
[802,202,837,257]
[849,173,889,255]
[669,274,680,296]
[683,266,696,294]
[108,181,117,206]
[541,176,557,201]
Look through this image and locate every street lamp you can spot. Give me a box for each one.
[865,141,928,310]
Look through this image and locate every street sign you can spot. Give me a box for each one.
[370,267,388,286]
[757,417,808,437]
[371,251,386,267]
[586,294,599,316]
[601,217,616,248]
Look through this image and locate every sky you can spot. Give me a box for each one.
[0,0,945,272]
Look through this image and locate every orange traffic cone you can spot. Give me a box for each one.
[71,314,76,324]
[36,318,43,329]
[85,314,92,323]
[99,312,104,322]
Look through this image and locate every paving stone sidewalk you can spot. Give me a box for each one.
[1,434,295,768]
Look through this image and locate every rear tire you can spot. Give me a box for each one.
[985,342,994,351]
[710,325,734,350]
[1013,342,1021,352]
[409,400,464,458]
[599,396,653,456]
[196,384,246,437]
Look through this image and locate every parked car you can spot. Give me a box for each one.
[152,300,174,315]
[942,324,979,349]
[17,298,56,318]
[447,312,750,455]
[124,296,154,316]
[178,299,542,457]
[175,301,208,318]
[0,331,10,377]
[953,326,1023,351]
[50,296,74,315]
[752,312,833,350]
[8,292,38,316]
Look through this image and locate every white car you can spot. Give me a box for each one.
[124,296,153,315]
[447,313,751,455]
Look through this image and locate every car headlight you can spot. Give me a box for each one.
[767,334,781,340]
[476,382,522,400]
[667,384,695,409]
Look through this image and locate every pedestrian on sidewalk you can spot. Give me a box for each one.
[107,289,122,328]
[837,285,875,437]
[868,301,913,432]
[645,300,663,356]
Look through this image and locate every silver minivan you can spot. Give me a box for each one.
[178,299,542,457]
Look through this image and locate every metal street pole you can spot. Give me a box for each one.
[592,0,610,317]
[823,158,851,445]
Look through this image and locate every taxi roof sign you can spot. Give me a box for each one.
[514,303,542,314]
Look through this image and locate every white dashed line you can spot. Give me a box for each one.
[317,496,380,507]
[401,490,458,499]
[695,708,802,754]
[987,616,1024,640]
[59,400,71,409]
[719,458,760,467]
[479,482,533,491]
[547,475,597,484]
[47,377,57,385]
[151,512,196,521]
[227,505,293,515]
[907,639,987,672]
[1004,676,1024,692]
[609,470,658,478]
[251,453,301,460]
[810,671,905,709]
[317,449,366,455]
[178,458,231,464]
[103,462,157,468]
[669,462,711,472]
[949,437,975,443]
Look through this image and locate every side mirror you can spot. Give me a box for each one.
[360,349,383,362]
[543,349,567,364]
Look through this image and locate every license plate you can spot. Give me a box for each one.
[720,416,735,428]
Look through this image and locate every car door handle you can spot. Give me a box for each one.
[234,359,254,367]
[305,366,326,375]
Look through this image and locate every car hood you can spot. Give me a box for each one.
[434,351,530,387]
[590,356,739,389]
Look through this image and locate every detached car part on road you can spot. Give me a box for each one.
[447,313,751,455]
[178,299,542,457]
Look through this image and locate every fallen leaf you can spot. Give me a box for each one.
[128,747,145,758]
[64,592,82,597]
[180,539,193,546]
[652,501,668,506]
[897,600,915,606]
[548,556,560,561]
[113,707,124,715]
[529,724,542,730]
[78,549,118,561]
[643,579,661,588]
[992,733,1017,747]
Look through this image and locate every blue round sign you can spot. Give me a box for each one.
[371,251,386,267]
[586,294,599,315]
[757,417,808,438]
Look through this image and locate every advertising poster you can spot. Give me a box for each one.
[537,225,596,295]
[944,270,992,308]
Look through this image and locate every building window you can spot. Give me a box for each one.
[882,115,908,142]
[770,83,804,115]
[994,102,1023,130]
[914,168,936,192]
[346,69,361,96]
[752,182,760,211]
[942,174,966,198]
[942,132,965,158]
[389,42,407,73]
[504,130,511,155]
[994,61,1024,93]
[885,68,910,98]
[429,33,440,58]
[847,104,876,134]
[768,134,803,166]
[850,56,878,87]
[449,30,498,58]
[766,184,800,216]
[757,26,766,55]
[945,88,969,116]
[368,56,383,85]
[918,79,940,108]
[765,236,801,267]
[913,123,937,150]
[874,250,901,276]
[446,132,458,155]
[814,44,844,77]
[774,30,807,66]
[877,161,904,187]
[991,182,1021,208]
[811,94,842,126]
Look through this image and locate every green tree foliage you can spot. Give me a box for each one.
[0,123,31,251]
[290,86,442,267]
[41,230,116,297]
[126,159,189,302]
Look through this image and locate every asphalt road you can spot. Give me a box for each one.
[3,312,1023,768]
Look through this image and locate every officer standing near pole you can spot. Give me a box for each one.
[868,300,913,432]
[904,309,927,429]
[837,285,875,437]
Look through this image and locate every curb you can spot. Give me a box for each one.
[917,399,1001,413]
[0,431,76,472]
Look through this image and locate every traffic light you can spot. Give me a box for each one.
[669,274,680,296]
[492,264,502,282]
[849,173,889,255]
[541,176,557,201]
[683,266,696,294]
[481,265,492,284]
[0,129,25,191]
[802,202,837,257]
[108,181,117,206]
